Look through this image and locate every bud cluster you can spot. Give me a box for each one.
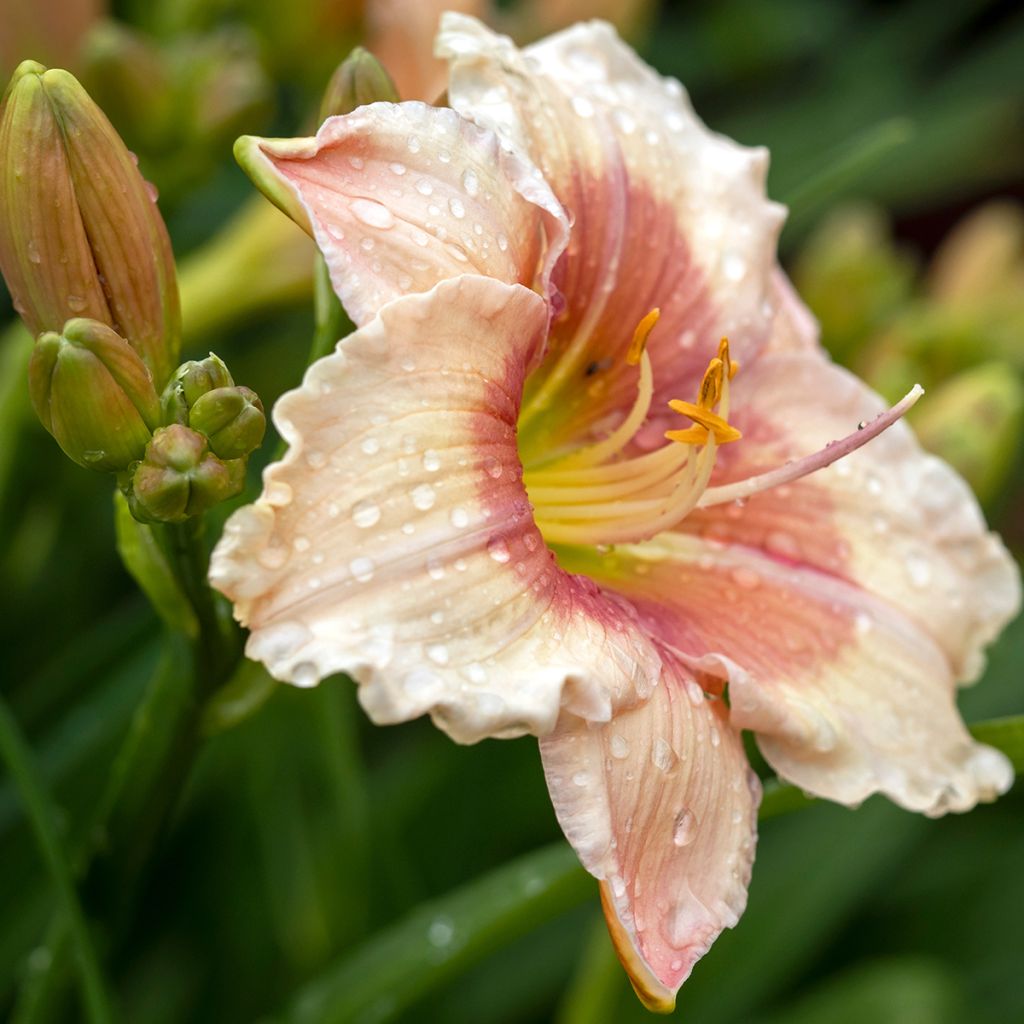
[1,61,265,524]
[127,354,265,524]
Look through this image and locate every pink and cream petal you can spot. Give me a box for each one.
[210,276,661,743]
[438,15,785,452]
[683,349,1021,684]
[540,655,759,1011]
[235,102,568,329]
[578,534,1013,816]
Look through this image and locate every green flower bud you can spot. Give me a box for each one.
[128,424,245,523]
[911,361,1023,506]
[188,386,266,460]
[161,353,234,425]
[320,46,399,122]
[28,318,160,472]
[0,60,180,386]
[793,204,916,361]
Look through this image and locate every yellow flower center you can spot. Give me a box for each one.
[523,311,742,547]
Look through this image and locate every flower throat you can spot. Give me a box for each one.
[521,312,923,550]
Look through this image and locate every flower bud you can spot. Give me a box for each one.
[28,318,160,472]
[0,60,180,386]
[912,362,1023,506]
[128,424,245,523]
[188,386,266,461]
[320,46,399,122]
[161,353,234,425]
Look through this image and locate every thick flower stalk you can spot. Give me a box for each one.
[209,15,1021,1012]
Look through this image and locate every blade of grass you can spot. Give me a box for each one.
[779,117,915,242]
[0,696,115,1024]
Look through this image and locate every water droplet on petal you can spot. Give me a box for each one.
[610,734,630,759]
[487,537,510,563]
[292,661,319,688]
[652,737,676,772]
[351,198,395,229]
[412,484,436,510]
[450,507,469,528]
[423,449,441,472]
[350,556,375,581]
[462,168,479,196]
[352,499,381,528]
[672,808,697,847]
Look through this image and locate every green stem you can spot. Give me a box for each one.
[0,696,116,1024]
[13,517,243,1022]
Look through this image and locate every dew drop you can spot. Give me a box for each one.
[722,253,746,281]
[349,556,375,581]
[426,643,449,665]
[450,507,469,528]
[423,449,442,472]
[292,661,319,688]
[731,566,760,589]
[572,95,595,118]
[610,733,630,759]
[652,737,676,772]
[352,499,381,528]
[427,915,454,948]
[672,808,697,847]
[265,481,293,506]
[572,771,589,787]
[351,198,395,229]
[462,168,479,196]
[26,240,41,264]
[448,197,466,219]
[905,551,932,588]
[412,483,436,510]
[360,436,381,455]
[66,294,86,312]
[389,161,407,176]
[487,537,510,563]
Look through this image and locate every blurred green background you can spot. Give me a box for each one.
[1,0,1022,1021]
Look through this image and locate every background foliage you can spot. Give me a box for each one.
[1,0,1022,1021]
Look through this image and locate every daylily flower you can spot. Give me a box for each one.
[209,15,1021,1012]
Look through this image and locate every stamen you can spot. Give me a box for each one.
[666,401,742,444]
[627,308,661,366]
[524,322,737,547]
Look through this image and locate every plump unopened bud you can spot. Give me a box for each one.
[320,46,399,122]
[29,318,161,472]
[161,353,234,424]
[128,424,245,523]
[188,386,266,460]
[0,60,180,385]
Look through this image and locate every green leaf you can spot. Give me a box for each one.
[281,842,591,1024]
[0,696,116,1024]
